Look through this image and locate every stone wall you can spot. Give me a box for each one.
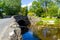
[9,17,22,40]
[0,17,22,40]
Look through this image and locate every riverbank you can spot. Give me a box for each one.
[28,16,60,40]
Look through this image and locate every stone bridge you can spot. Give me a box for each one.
[0,15,31,40]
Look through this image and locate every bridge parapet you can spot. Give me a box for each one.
[0,17,22,40]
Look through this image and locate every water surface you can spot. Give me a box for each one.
[22,30,39,40]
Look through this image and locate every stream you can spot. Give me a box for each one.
[22,30,39,40]
[17,20,40,40]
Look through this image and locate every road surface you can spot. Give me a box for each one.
[0,18,15,40]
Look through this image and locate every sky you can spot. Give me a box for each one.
[21,0,34,7]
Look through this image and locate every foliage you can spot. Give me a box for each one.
[4,6,20,15]
[36,17,57,26]
[28,12,36,16]
[41,17,56,21]
[29,0,44,17]
[47,2,58,17]
[0,0,21,16]
[29,0,59,17]
[0,1,4,7]
[36,21,43,25]
[57,8,60,18]
[0,1,5,18]
[21,7,28,16]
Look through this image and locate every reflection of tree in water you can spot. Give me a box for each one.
[42,28,58,40]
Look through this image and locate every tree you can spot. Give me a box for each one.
[29,0,59,17]
[21,7,28,16]
[3,0,21,16]
[29,0,44,17]
[0,1,5,18]
[42,1,58,17]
